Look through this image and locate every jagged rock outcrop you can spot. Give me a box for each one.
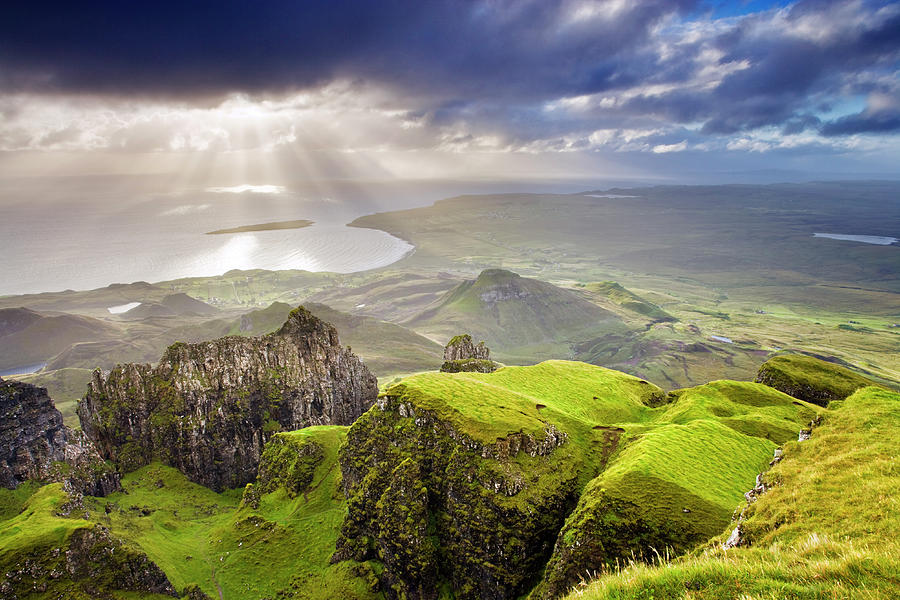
[78,306,378,491]
[0,377,119,495]
[440,334,497,373]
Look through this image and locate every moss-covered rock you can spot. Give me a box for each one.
[0,377,118,496]
[440,358,498,373]
[241,431,325,508]
[441,334,498,373]
[78,306,377,491]
[756,353,881,406]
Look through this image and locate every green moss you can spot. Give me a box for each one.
[659,380,821,444]
[245,431,325,505]
[756,353,882,406]
[439,358,497,373]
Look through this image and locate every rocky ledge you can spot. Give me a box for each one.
[0,377,119,496]
[77,306,378,491]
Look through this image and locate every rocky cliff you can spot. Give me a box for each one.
[332,362,662,600]
[0,377,118,495]
[78,306,378,491]
[440,334,497,373]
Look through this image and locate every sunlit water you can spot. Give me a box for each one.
[0,177,622,296]
[813,233,899,245]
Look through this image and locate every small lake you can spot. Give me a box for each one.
[0,363,47,377]
[813,233,898,245]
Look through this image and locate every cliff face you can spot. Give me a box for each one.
[333,392,579,600]
[78,306,378,491]
[0,377,118,495]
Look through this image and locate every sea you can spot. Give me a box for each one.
[0,176,606,296]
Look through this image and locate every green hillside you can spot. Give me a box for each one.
[406,269,631,363]
[756,352,886,405]
[0,309,121,370]
[88,427,379,599]
[563,385,900,600]
[337,361,822,598]
[579,281,675,322]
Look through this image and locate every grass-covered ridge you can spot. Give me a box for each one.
[380,360,665,445]
[338,361,825,598]
[756,352,886,406]
[580,281,675,322]
[563,385,900,600]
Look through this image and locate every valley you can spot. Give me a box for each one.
[0,181,898,599]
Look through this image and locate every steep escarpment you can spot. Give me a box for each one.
[0,377,118,496]
[78,306,378,491]
[333,361,664,600]
[331,363,824,600]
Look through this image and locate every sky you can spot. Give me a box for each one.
[1,0,899,183]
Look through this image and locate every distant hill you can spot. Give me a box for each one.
[120,293,218,320]
[0,307,44,337]
[304,302,444,378]
[579,281,675,322]
[165,301,443,379]
[43,340,150,371]
[0,308,120,371]
[406,268,631,363]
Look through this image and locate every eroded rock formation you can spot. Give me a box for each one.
[333,392,580,600]
[440,334,497,373]
[78,306,377,491]
[0,377,118,495]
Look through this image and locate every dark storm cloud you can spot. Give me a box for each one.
[821,110,900,135]
[2,0,899,146]
[0,0,693,99]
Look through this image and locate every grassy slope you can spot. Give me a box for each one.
[565,386,900,600]
[84,426,379,600]
[662,380,821,444]
[407,269,631,363]
[382,360,663,445]
[578,282,675,322]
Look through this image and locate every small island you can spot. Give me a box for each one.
[205,219,314,235]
